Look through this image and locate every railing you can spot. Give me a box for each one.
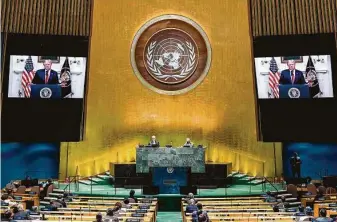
[63,175,80,193]
[262,176,279,192]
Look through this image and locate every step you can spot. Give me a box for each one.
[249,179,265,185]
[96,174,111,180]
[239,176,256,181]
[78,179,97,185]
[53,189,65,193]
[89,177,104,183]
[48,193,63,198]
[40,201,50,205]
[44,197,58,201]
[233,173,248,179]
[228,171,240,177]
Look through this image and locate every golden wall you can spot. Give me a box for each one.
[59,0,283,179]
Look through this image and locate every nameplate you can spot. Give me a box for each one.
[126,219,141,222]
[14,196,23,200]
[163,180,177,185]
[286,209,297,212]
[139,205,150,209]
[131,213,144,217]
[1,203,9,206]
[141,199,152,203]
[136,209,148,213]
[29,191,36,195]
[40,208,50,211]
[329,204,337,207]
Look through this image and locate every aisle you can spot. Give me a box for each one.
[156,212,182,222]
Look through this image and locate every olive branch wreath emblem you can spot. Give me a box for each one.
[146,41,196,81]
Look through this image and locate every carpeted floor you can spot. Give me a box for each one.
[156,212,182,222]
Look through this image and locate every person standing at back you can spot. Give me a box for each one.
[290,152,302,178]
[128,190,138,203]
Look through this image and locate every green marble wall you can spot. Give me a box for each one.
[136,147,205,173]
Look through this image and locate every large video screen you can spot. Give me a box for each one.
[1,34,89,142]
[8,55,87,99]
[253,34,337,142]
[255,55,333,99]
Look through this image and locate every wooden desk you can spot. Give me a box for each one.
[327,209,337,218]
[44,215,153,222]
[313,203,337,217]
[184,216,296,222]
[301,195,337,207]
[192,197,265,201]
[297,187,308,192]
[41,211,155,222]
[13,195,40,208]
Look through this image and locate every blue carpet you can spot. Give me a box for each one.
[156,212,182,222]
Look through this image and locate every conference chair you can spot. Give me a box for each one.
[318,186,326,195]
[307,184,317,195]
[287,184,298,198]
[31,186,40,195]
[16,186,26,194]
[46,184,54,197]
[325,187,337,194]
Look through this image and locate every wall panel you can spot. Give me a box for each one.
[1,0,92,36]
[59,0,283,179]
[250,0,337,37]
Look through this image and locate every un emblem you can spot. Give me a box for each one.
[131,15,211,95]
[167,167,174,174]
[288,87,300,98]
[40,87,52,98]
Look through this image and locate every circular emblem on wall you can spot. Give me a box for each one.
[131,15,212,95]
[167,167,174,174]
[40,87,52,98]
[288,87,300,98]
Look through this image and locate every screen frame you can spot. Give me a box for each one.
[1,33,90,142]
[252,33,337,143]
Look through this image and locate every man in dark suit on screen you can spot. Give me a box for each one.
[32,59,59,84]
[279,60,306,85]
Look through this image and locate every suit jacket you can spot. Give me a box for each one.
[290,156,301,167]
[279,69,306,85]
[148,140,160,147]
[32,69,59,84]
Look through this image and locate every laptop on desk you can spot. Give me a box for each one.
[30,84,61,99]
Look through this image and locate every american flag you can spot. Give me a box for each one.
[21,56,35,97]
[268,57,280,98]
